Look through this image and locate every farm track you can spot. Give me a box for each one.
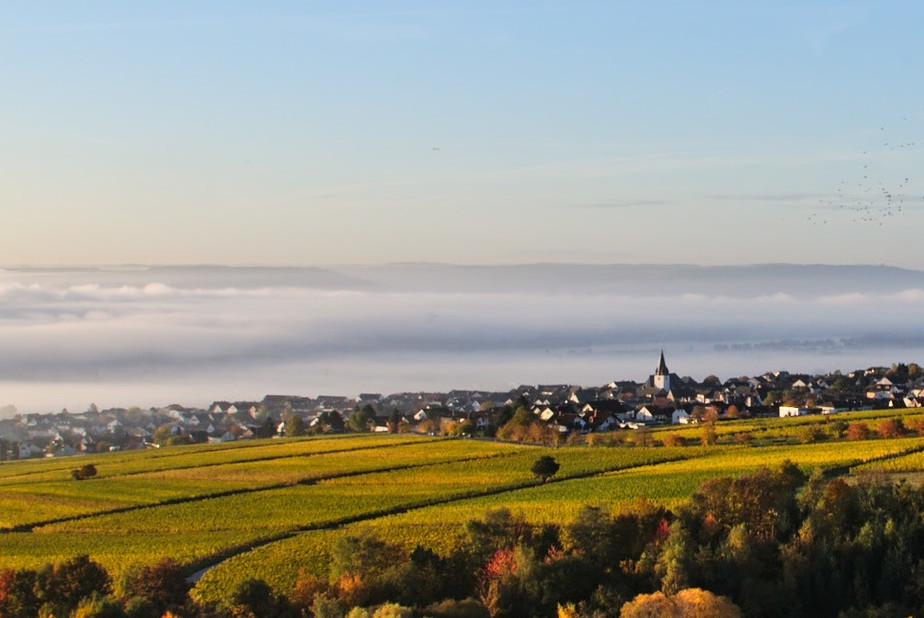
[185,451,693,583]
[2,447,512,533]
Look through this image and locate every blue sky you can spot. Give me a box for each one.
[2,1,923,267]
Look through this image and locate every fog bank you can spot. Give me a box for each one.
[2,264,923,414]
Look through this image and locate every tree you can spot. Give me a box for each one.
[230,577,294,618]
[846,422,872,441]
[662,434,687,447]
[285,414,307,438]
[690,405,707,423]
[620,588,742,618]
[388,409,401,434]
[701,422,717,446]
[120,558,190,615]
[256,416,278,439]
[34,555,111,617]
[72,592,125,618]
[0,568,41,618]
[71,464,98,481]
[877,418,905,439]
[349,406,376,433]
[531,456,560,483]
[315,410,345,434]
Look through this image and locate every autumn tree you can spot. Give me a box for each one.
[620,588,742,618]
[120,558,190,616]
[662,434,687,447]
[701,422,717,446]
[877,417,905,439]
[846,422,872,441]
[531,456,560,482]
[33,555,111,617]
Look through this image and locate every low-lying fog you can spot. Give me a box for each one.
[3,264,924,414]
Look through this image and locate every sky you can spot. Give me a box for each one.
[3,2,924,412]
[2,1,924,268]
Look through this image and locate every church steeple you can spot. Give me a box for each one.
[653,350,671,392]
[655,349,669,376]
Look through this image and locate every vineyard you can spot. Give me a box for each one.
[2,413,924,607]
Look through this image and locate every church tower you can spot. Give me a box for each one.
[653,349,671,392]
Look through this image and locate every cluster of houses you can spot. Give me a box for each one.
[2,353,923,459]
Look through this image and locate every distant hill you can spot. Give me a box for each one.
[332,263,924,298]
[5,263,923,298]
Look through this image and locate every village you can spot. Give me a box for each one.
[2,352,923,460]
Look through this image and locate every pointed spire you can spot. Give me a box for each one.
[656,349,669,376]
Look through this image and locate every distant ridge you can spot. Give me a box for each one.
[333,263,924,298]
[4,263,924,298]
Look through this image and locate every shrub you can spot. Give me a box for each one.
[877,418,905,439]
[423,598,491,618]
[71,464,98,481]
[733,432,753,445]
[662,434,687,447]
[846,422,872,441]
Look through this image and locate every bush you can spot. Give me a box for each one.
[877,418,905,439]
[799,424,826,444]
[846,422,873,441]
[423,598,491,618]
[71,464,98,481]
[662,434,687,447]
[733,432,753,445]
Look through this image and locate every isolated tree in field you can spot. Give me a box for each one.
[531,456,560,482]
[71,464,97,481]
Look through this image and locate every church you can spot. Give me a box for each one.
[641,350,690,400]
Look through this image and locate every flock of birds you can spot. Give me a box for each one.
[809,117,921,226]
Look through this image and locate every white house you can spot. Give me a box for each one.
[779,405,809,417]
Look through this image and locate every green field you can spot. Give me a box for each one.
[2,420,924,605]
